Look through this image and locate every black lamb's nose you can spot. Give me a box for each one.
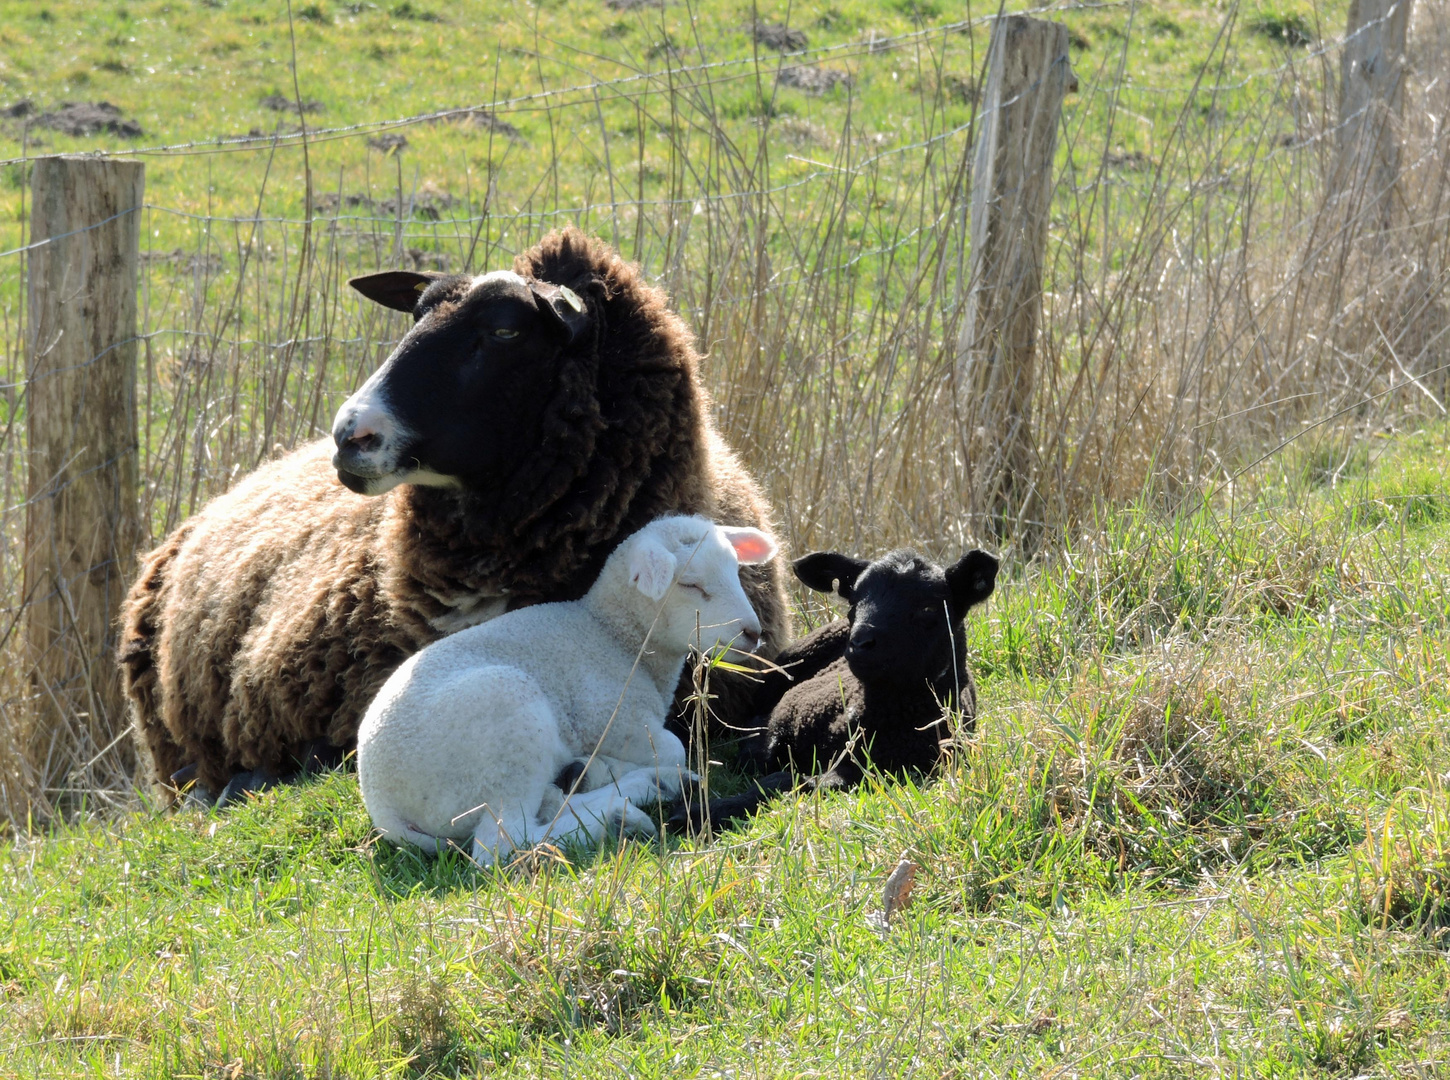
[849,631,877,651]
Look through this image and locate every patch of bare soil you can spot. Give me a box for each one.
[753,22,808,52]
[428,108,522,140]
[776,65,852,95]
[776,117,835,148]
[260,93,324,115]
[317,183,458,220]
[647,36,684,62]
[1104,150,1154,170]
[35,101,142,138]
[368,133,408,154]
[403,247,449,271]
[140,248,226,273]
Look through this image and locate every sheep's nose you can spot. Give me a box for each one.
[340,421,383,455]
[849,629,877,651]
[739,628,762,652]
[333,406,387,455]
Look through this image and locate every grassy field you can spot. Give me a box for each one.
[0,0,1348,237]
[0,2,1448,1073]
[0,418,1447,1077]
[4,0,1430,561]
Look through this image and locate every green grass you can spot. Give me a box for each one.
[0,0,1347,253]
[0,0,1377,553]
[2,5,1446,1070]
[2,421,1448,1077]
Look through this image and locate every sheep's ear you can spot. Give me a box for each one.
[349,270,450,314]
[792,552,868,601]
[720,526,778,566]
[946,549,998,612]
[529,280,593,345]
[629,535,678,602]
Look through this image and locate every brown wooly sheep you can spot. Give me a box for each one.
[119,227,791,804]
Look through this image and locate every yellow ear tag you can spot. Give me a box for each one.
[414,281,428,292]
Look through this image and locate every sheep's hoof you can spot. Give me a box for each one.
[215,769,279,809]
[182,783,217,810]
[665,780,731,835]
[653,766,699,801]
[667,792,762,835]
[290,739,347,775]
[613,802,657,839]
[665,796,711,836]
[169,762,217,809]
[734,724,774,771]
[667,772,793,835]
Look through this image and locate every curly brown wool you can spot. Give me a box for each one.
[119,227,791,801]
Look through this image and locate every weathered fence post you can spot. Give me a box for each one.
[23,155,144,790]
[1336,0,1414,227]
[956,16,1074,538]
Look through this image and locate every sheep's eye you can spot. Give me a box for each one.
[681,582,711,600]
[492,328,520,340]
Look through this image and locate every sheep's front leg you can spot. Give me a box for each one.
[667,769,795,835]
[471,807,545,867]
[619,726,695,802]
[551,754,642,795]
[595,761,698,809]
[531,785,659,853]
[559,730,695,801]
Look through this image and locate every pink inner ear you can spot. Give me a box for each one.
[727,530,777,565]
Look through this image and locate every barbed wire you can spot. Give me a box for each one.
[0,115,980,263]
[0,0,1406,173]
[0,207,141,261]
[0,2,1130,168]
[0,0,1421,272]
[1074,0,1407,97]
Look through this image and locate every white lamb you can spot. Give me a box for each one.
[356,515,778,865]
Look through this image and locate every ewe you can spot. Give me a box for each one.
[121,227,789,807]
[358,515,776,865]
[673,546,998,831]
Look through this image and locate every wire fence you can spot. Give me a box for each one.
[0,0,1445,821]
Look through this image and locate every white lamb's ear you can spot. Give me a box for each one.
[720,526,778,566]
[629,534,678,601]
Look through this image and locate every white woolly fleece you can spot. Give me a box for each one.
[356,514,777,865]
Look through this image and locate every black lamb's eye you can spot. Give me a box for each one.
[492,327,520,340]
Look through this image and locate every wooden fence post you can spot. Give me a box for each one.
[956,16,1074,538]
[1336,0,1414,227]
[23,155,144,790]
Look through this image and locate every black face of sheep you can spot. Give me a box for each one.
[793,548,998,684]
[332,269,593,495]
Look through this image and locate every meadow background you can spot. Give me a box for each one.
[0,0,1449,1074]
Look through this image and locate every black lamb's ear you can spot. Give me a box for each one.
[348,270,450,316]
[946,549,998,612]
[528,279,593,345]
[792,552,869,602]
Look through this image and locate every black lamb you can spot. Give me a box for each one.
[672,546,998,831]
